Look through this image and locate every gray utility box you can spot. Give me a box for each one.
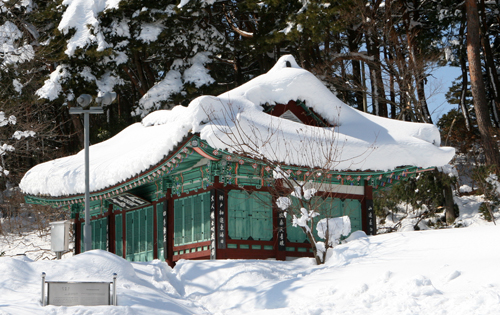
[50,220,71,252]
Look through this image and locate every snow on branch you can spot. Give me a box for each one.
[316,216,351,246]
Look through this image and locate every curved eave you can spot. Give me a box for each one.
[24,134,435,208]
[24,135,222,207]
[197,148,431,191]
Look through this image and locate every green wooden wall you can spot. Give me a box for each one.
[80,217,107,251]
[157,202,164,260]
[173,192,210,246]
[125,206,154,262]
[115,213,123,257]
[227,190,273,241]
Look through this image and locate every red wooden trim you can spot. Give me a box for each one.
[173,241,211,251]
[192,147,219,161]
[366,183,373,199]
[285,241,312,247]
[122,210,126,259]
[361,182,368,234]
[272,195,286,261]
[108,203,115,254]
[88,211,109,220]
[166,189,175,267]
[361,180,373,234]
[74,213,81,255]
[153,200,158,260]
[173,250,210,261]
[267,100,332,127]
[226,239,274,246]
[221,187,228,259]
[157,196,167,203]
[112,208,124,214]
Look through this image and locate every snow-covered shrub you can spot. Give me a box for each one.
[375,169,458,232]
[471,166,500,222]
[315,216,351,258]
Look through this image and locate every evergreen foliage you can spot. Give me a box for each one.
[472,165,500,222]
[0,0,499,228]
[375,169,458,230]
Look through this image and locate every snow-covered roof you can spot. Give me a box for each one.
[20,55,455,197]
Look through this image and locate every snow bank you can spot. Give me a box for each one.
[20,55,455,196]
[3,225,500,314]
[0,250,207,314]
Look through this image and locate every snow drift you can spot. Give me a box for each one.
[1,225,500,314]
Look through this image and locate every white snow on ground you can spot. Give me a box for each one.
[0,232,71,261]
[1,195,498,314]
[1,222,499,314]
[20,55,455,197]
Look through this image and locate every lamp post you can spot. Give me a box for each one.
[69,92,116,252]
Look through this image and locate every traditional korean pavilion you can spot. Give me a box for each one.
[20,56,455,265]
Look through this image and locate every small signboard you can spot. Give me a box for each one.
[366,200,376,235]
[47,282,110,306]
[107,193,150,210]
[42,273,117,306]
[277,211,286,251]
[210,190,217,259]
[163,202,168,261]
[216,189,226,249]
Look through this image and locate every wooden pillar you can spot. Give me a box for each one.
[162,199,168,262]
[217,187,227,259]
[362,181,376,235]
[74,212,81,255]
[166,188,175,267]
[273,195,286,261]
[122,210,126,259]
[108,203,115,254]
[153,201,158,260]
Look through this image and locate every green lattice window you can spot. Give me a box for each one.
[80,217,107,251]
[173,192,210,246]
[125,206,154,262]
[157,202,164,260]
[228,190,272,241]
[115,213,123,257]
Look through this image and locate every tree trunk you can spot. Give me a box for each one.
[434,169,456,224]
[348,29,363,111]
[444,183,456,224]
[479,0,500,128]
[416,77,432,123]
[459,9,472,131]
[367,36,387,117]
[466,0,500,168]
[304,226,322,265]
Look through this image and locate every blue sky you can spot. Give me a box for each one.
[426,65,463,123]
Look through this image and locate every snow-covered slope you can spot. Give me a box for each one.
[1,224,499,314]
[20,55,454,197]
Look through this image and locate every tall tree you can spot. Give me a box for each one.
[0,0,75,186]
[465,0,500,168]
